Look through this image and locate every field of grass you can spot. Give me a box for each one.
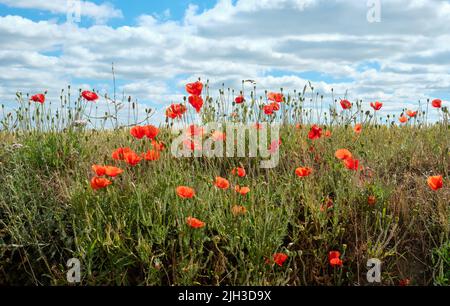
[0,85,449,286]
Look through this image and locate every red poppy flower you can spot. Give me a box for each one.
[183,139,202,151]
[268,92,283,103]
[368,195,377,206]
[186,81,203,96]
[143,125,159,139]
[215,177,230,189]
[399,115,408,123]
[186,124,204,137]
[92,165,106,176]
[354,123,362,134]
[151,140,165,151]
[431,99,442,108]
[295,167,313,177]
[340,99,352,110]
[254,122,264,130]
[321,197,334,211]
[399,278,410,286]
[188,95,204,113]
[231,167,246,177]
[111,147,133,160]
[92,165,123,177]
[308,125,322,140]
[263,104,275,115]
[123,150,141,166]
[81,90,99,101]
[211,130,226,141]
[325,130,332,137]
[90,177,112,190]
[186,217,205,228]
[130,126,146,139]
[235,95,245,104]
[406,110,417,117]
[166,103,187,119]
[271,102,281,111]
[370,101,383,111]
[31,93,45,104]
[231,205,247,216]
[235,185,250,195]
[329,251,343,267]
[343,157,359,171]
[176,186,195,199]
[271,253,288,267]
[427,175,443,191]
[269,139,281,154]
[142,149,160,161]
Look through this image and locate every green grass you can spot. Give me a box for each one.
[0,125,448,285]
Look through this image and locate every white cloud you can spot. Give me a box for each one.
[0,0,122,23]
[0,0,449,124]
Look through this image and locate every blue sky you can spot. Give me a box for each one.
[0,0,448,123]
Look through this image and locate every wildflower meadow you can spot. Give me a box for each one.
[0,80,448,286]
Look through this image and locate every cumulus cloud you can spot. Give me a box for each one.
[0,0,449,124]
[0,0,122,23]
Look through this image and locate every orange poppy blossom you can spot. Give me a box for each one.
[186,124,204,137]
[268,92,284,103]
[176,186,195,199]
[268,139,282,154]
[92,165,123,177]
[112,147,133,160]
[130,126,146,139]
[235,185,250,195]
[266,253,288,267]
[183,138,202,152]
[130,125,159,140]
[329,251,343,267]
[166,103,187,119]
[254,122,264,130]
[325,130,332,137]
[231,205,247,216]
[143,125,159,140]
[340,99,352,110]
[431,99,442,108]
[214,176,230,189]
[354,123,362,134]
[231,167,246,177]
[185,81,203,96]
[399,115,408,123]
[186,217,205,229]
[335,149,353,161]
[399,278,411,286]
[406,110,418,117]
[263,103,275,115]
[211,130,226,141]
[427,175,443,191]
[151,140,165,151]
[123,150,141,166]
[368,195,377,206]
[308,125,322,140]
[321,196,334,211]
[295,167,313,177]
[188,95,204,113]
[142,149,160,161]
[90,177,112,190]
[370,101,383,111]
